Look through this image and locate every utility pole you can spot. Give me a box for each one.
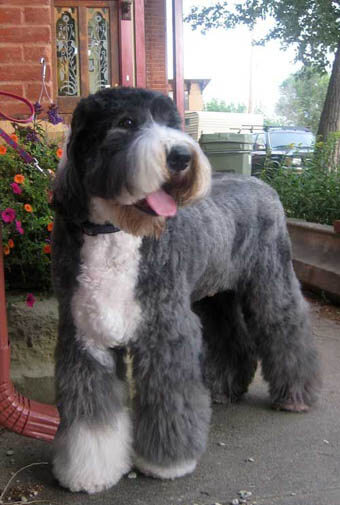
[248,42,254,113]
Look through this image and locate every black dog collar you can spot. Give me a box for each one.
[81,221,121,236]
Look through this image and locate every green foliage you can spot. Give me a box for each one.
[259,133,340,225]
[276,69,329,133]
[185,1,340,70]
[0,123,61,292]
[205,98,247,113]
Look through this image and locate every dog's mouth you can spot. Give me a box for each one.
[134,187,177,217]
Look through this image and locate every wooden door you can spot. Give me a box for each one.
[52,1,119,119]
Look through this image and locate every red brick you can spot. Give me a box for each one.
[0,83,24,96]
[0,45,22,63]
[0,26,51,43]
[0,101,33,120]
[0,0,50,5]
[23,45,51,63]
[24,7,51,24]
[0,7,22,24]
[0,64,41,81]
[145,0,167,93]
[25,82,53,103]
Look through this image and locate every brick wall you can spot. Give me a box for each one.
[0,0,53,119]
[144,0,168,94]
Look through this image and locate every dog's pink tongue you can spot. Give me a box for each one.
[146,189,177,217]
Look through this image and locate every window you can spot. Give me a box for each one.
[253,133,266,150]
[53,1,119,115]
[269,131,315,150]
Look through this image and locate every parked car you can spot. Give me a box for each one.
[251,126,315,175]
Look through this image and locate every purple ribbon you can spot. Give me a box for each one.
[0,128,47,175]
[0,127,35,164]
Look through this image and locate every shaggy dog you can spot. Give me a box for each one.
[51,87,320,494]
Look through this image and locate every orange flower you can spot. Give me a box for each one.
[47,222,54,232]
[3,245,10,256]
[14,174,25,184]
[24,204,33,213]
[56,148,63,159]
[10,134,18,143]
[0,145,7,155]
[8,239,14,249]
[43,244,51,254]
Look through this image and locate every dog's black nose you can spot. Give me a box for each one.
[167,145,192,172]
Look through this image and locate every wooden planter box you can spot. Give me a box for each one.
[287,219,340,303]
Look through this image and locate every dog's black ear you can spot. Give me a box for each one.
[150,93,182,129]
[52,99,96,223]
[52,132,88,224]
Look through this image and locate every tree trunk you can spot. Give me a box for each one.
[317,40,340,167]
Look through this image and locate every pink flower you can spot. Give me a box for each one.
[15,220,24,235]
[26,293,36,308]
[10,182,22,195]
[1,208,16,223]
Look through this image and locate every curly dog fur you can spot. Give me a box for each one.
[51,87,320,493]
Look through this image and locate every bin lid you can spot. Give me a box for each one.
[199,132,253,143]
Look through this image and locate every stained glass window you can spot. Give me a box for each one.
[55,7,80,96]
[87,8,111,93]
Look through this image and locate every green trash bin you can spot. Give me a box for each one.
[199,132,253,175]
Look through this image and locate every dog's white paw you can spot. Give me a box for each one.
[134,455,197,480]
[53,411,132,493]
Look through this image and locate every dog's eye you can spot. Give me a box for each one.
[118,117,135,129]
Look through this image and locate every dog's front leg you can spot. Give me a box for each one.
[52,340,131,493]
[131,308,211,479]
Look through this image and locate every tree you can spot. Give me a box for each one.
[185,1,340,145]
[205,98,247,112]
[275,70,329,133]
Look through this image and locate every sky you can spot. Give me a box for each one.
[168,0,302,118]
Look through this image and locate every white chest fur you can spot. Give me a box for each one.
[71,231,142,350]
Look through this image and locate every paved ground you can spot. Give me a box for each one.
[1,295,340,505]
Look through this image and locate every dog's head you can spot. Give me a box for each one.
[53,87,211,237]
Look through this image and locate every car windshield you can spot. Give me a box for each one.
[269,131,315,149]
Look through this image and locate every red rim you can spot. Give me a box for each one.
[0,91,35,124]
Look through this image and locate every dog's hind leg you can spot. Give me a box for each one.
[245,240,321,412]
[52,337,131,493]
[194,291,257,404]
[130,306,211,479]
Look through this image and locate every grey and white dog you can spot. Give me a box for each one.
[51,87,320,494]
